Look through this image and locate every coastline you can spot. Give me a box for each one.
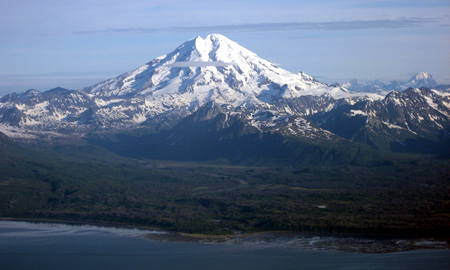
[1,217,448,254]
[0,217,165,233]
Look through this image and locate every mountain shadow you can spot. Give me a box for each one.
[87,103,387,167]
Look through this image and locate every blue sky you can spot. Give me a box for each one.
[0,0,449,95]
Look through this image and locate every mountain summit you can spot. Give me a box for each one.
[83,34,348,107]
[406,72,437,88]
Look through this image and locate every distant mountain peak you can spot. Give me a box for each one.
[410,72,432,80]
[406,72,436,86]
[343,72,440,94]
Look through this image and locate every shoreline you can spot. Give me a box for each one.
[1,217,449,253]
[2,216,448,239]
[0,217,165,233]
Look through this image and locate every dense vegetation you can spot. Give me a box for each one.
[1,141,449,236]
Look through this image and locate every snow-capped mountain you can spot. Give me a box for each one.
[0,34,357,137]
[406,72,437,87]
[83,34,353,105]
[309,87,450,154]
[342,72,439,94]
[0,34,448,158]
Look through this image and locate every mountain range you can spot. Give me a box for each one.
[0,34,449,164]
[340,72,444,94]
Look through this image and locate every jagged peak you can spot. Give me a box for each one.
[18,89,41,99]
[206,33,229,40]
[382,91,402,104]
[197,34,239,47]
[149,34,250,68]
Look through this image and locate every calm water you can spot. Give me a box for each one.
[0,221,448,270]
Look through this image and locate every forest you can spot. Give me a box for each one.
[1,142,449,237]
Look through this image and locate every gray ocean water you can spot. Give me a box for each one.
[0,221,448,270]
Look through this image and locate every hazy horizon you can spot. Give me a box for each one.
[1,0,449,95]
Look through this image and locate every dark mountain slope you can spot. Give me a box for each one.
[87,102,386,167]
[309,87,450,156]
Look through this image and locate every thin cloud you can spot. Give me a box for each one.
[167,61,234,67]
[75,17,439,35]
